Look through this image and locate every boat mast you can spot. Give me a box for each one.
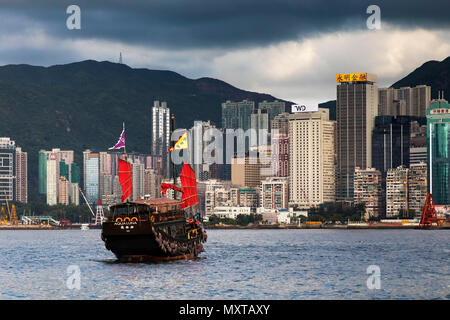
[170,114,177,199]
[123,122,127,161]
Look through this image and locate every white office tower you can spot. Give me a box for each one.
[152,101,170,177]
[288,108,336,208]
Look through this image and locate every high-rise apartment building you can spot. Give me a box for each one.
[386,166,408,217]
[354,167,383,217]
[258,100,285,123]
[221,100,255,131]
[250,109,269,146]
[238,187,258,210]
[132,160,145,200]
[40,148,75,203]
[408,162,427,216]
[0,138,27,204]
[271,112,290,136]
[260,177,288,210]
[84,151,99,204]
[144,168,161,199]
[15,147,27,203]
[189,120,217,180]
[271,134,289,177]
[58,176,70,205]
[70,183,80,205]
[379,85,431,117]
[288,108,335,208]
[336,73,378,201]
[152,100,170,176]
[46,154,58,205]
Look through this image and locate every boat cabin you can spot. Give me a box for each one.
[107,198,186,223]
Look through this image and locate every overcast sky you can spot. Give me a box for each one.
[1,0,450,105]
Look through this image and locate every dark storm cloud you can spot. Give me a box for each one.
[1,0,449,49]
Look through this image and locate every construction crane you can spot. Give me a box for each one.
[419,193,440,228]
[2,191,18,225]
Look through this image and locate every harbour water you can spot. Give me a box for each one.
[0,229,448,299]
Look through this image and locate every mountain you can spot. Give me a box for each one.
[0,60,293,202]
[390,56,450,97]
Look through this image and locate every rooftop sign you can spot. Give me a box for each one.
[336,73,377,83]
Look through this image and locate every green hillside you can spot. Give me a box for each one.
[0,60,292,201]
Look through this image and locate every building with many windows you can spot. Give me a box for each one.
[386,166,408,217]
[371,115,413,177]
[336,73,378,201]
[408,162,427,216]
[378,85,431,117]
[258,100,285,124]
[260,177,288,210]
[354,167,383,217]
[221,100,255,131]
[288,108,335,208]
[152,100,170,177]
[427,96,450,205]
[0,138,27,204]
[84,151,99,204]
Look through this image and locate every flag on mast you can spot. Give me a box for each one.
[168,130,188,152]
[109,123,126,150]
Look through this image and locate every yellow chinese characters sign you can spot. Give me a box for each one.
[336,73,368,82]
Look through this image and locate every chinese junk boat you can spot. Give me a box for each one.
[101,122,207,262]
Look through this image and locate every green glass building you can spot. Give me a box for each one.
[38,151,49,194]
[60,162,69,180]
[258,100,285,123]
[427,98,450,205]
[71,163,81,184]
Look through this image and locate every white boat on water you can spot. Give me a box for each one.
[81,223,90,230]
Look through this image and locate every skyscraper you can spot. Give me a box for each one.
[271,112,290,136]
[132,159,145,200]
[152,100,170,177]
[40,148,74,199]
[336,73,378,201]
[288,108,335,208]
[250,109,269,146]
[258,100,285,123]
[0,138,16,203]
[84,151,99,204]
[58,176,70,205]
[379,85,431,117]
[371,115,413,177]
[221,100,255,131]
[188,120,217,180]
[46,154,58,205]
[427,96,450,205]
[15,147,27,203]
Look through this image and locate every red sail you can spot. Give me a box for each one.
[179,163,199,209]
[118,158,132,202]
